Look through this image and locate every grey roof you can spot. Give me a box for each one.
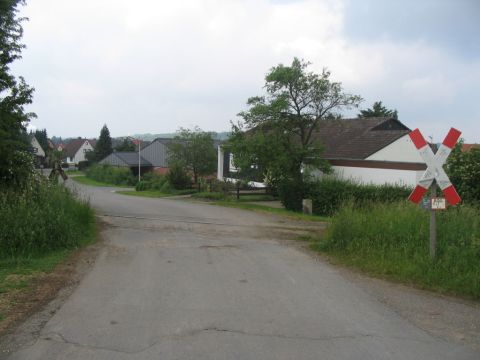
[141,137,222,167]
[100,152,152,167]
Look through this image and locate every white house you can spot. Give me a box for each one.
[30,135,46,166]
[63,138,96,166]
[30,135,46,158]
[218,117,426,187]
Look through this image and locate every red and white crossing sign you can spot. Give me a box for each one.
[408,127,461,206]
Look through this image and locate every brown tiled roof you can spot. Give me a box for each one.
[462,143,480,152]
[311,117,411,159]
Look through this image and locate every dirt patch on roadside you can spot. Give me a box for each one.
[0,221,105,356]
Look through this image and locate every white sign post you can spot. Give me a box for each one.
[408,128,462,259]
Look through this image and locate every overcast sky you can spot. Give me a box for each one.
[14,0,480,142]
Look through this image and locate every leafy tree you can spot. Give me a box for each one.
[446,142,480,204]
[115,138,135,152]
[166,162,192,190]
[93,124,112,162]
[167,127,217,184]
[229,58,362,210]
[34,128,49,152]
[358,101,398,119]
[0,0,36,186]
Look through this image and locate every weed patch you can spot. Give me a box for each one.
[85,164,136,186]
[318,201,480,299]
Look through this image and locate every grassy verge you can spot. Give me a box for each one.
[65,169,83,175]
[309,201,480,299]
[212,201,330,222]
[117,189,196,198]
[72,176,132,188]
[0,222,96,295]
[0,181,97,328]
[190,191,329,221]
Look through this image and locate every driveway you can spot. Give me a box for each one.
[3,181,478,359]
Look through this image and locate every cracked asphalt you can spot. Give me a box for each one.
[4,182,479,359]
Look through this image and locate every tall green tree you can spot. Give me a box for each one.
[0,0,36,186]
[358,101,398,119]
[115,138,135,152]
[229,58,362,209]
[34,128,49,152]
[167,127,217,184]
[93,124,112,162]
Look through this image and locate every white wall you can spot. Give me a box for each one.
[72,141,94,164]
[332,166,423,187]
[31,137,45,157]
[367,135,423,162]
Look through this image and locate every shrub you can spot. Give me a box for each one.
[446,144,480,205]
[321,201,480,298]
[135,173,168,191]
[166,163,192,190]
[0,179,95,258]
[86,164,136,186]
[135,180,149,191]
[77,161,90,171]
[160,181,173,193]
[307,178,411,216]
[277,179,304,211]
[208,179,235,194]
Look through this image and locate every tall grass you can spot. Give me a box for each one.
[319,201,480,298]
[86,164,136,186]
[0,181,95,258]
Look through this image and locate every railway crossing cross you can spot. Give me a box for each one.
[407,127,462,259]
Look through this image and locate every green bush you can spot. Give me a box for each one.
[446,145,480,205]
[0,179,95,258]
[208,179,235,194]
[135,173,168,191]
[86,164,136,186]
[77,161,90,171]
[166,163,192,190]
[277,179,304,211]
[320,201,480,298]
[160,181,173,193]
[307,178,412,216]
[135,180,149,191]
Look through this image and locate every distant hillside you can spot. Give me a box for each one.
[129,131,231,141]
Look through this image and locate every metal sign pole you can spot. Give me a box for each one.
[430,180,437,260]
[138,142,141,183]
[407,128,463,261]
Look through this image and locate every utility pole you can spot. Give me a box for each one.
[138,141,141,183]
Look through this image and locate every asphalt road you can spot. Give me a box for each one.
[6,182,479,359]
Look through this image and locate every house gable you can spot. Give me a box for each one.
[366,134,424,163]
[64,139,94,164]
[30,136,46,157]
